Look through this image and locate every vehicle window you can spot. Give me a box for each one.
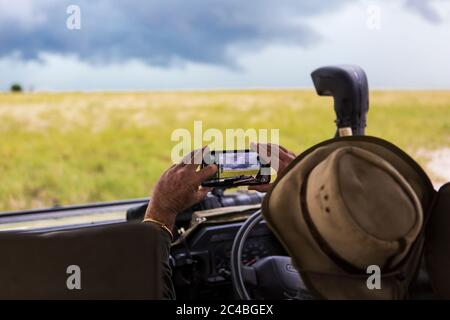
[0,0,449,215]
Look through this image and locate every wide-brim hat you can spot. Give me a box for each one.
[262,136,435,299]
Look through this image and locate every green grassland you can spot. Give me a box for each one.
[0,90,449,211]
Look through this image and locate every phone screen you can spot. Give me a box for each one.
[201,150,270,187]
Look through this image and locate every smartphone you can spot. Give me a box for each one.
[201,150,270,188]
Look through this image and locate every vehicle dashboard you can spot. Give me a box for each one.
[171,218,286,300]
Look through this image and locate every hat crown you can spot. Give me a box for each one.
[336,148,418,239]
[307,147,423,268]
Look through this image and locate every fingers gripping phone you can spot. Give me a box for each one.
[201,150,271,188]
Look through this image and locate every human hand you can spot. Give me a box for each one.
[144,148,217,230]
[249,143,296,193]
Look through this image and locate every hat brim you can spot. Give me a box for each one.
[262,136,435,299]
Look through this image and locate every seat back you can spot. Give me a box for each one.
[0,222,162,299]
[425,182,450,299]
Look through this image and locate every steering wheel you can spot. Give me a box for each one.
[230,210,308,300]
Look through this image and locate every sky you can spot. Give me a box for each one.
[0,0,450,91]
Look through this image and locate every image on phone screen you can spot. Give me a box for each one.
[201,150,270,188]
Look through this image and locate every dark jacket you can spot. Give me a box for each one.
[158,228,176,299]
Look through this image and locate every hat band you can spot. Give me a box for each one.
[300,172,368,275]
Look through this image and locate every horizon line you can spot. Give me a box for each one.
[2,86,450,93]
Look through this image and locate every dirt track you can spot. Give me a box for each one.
[417,148,450,188]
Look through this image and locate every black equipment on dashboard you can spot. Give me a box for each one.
[126,189,264,225]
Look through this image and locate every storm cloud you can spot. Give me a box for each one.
[0,0,353,67]
[0,0,446,68]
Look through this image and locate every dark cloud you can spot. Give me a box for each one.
[0,0,446,68]
[405,0,448,24]
[0,0,350,67]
